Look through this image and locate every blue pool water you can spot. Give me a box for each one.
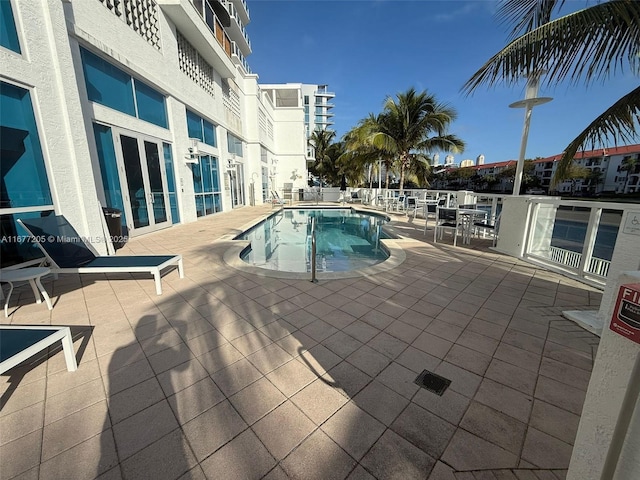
[236,208,391,273]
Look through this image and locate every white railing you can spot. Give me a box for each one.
[522,198,632,286]
[549,246,582,268]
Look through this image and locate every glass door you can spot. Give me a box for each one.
[117,132,170,235]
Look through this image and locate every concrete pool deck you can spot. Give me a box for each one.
[0,204,601,479]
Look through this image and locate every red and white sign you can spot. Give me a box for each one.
[610,283,640,345]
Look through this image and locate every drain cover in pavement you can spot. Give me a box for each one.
[414,370,451,396]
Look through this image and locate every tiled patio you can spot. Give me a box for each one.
[1,204,601,480]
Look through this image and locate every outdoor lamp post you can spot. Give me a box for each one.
[509,72,552,195]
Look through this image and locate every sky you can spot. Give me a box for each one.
[244,0,637,165]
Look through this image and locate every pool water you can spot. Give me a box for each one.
[236,208,391,273]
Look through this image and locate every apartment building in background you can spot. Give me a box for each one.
[0,0,324,267]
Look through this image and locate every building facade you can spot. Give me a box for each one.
[0,0,319,267]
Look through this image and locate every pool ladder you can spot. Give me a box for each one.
[310,217,318,283]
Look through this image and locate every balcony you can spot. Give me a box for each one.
[224,1,252,54]
[231,41,251,74]
[159,0,235,78]
[315,88,335,97]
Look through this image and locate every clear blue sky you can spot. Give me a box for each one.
[246,0,637,164]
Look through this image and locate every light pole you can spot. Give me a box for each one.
[509,72,552,195]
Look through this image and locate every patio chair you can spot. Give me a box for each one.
[406,197,418,217]
[473,214,501,247]
[0,325,77,373]
[18,215,183,295]
[348,190,363,204]
[423,198,446,234]
[433,207,462,246]
[271,191,286,207]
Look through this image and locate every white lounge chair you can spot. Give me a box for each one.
[0,325,77,373]
[18,215,183,295]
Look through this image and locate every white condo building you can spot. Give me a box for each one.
[0,0,325,267]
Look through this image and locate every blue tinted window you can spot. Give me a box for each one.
[93,123,127,227]
[186,110,216,147]
[211,158,220,191]
[0,0,20,53]
[203,120,216,147]
[227,133,243,157]
[190,163,203,193]
[186,110,202,141]
[0,82,52,208]
[201,156,212,192]
[81,48,135,116]
[135,81,167,128]
[162,143,180,224]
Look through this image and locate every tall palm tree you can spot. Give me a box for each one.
[370,88,465,193]
[462,0,640,185]
[308,129,336,187]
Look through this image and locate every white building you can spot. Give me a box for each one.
[0,0,319,267]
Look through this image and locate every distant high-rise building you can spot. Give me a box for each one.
[460,159,474,168]
[445,154,455,165]
[476,154,485,166]
[433,153,440,166]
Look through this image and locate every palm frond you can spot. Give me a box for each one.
[497,0,564,40]
[462,0,640,94]
[552,84,640,184]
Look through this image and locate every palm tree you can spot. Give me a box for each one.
[308,129,336,187]
[462,0,640,186]
[370,88,465,193]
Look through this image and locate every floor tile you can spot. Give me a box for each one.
[442,429,518,471]
[321,402,386,460]
[412,387,471,425]
[252,401,316,460]
[346,345,391,377]
[281,429,356,480]
[361,429,436,480]
[474,378,533,423]
[521,427,573,469]
[291,379,348,425]
[390,403,456,458]
[529,400,580,445]
[459,401,527,454]
[230,377,286,425]
[266,358,318,397]
[353,380,409,426]
[211,358,263,397]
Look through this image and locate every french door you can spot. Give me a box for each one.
[115,131,171,235]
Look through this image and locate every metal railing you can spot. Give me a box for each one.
[310,217,317,283]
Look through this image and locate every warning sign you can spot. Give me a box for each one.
[610,283,640,345]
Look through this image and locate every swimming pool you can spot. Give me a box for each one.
[235,208,393,273]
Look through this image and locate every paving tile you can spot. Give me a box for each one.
[42,400,110,461]
[435,361,482,399]
[39,429,118,480]
[182,400,247,461]
[425,319,464,342]
[200,429,276,480]
[521,427,573,469]
[211,358,263,397]
[320,402,386,460]
[301,319,339,342]
[412,332,453,359]
[475,378,533,423]
[361,429,436,480]
[230,377,286,425]
[246,342,294,375]
[442,429,519,471]
[196,343,244,375]
[120,429,197,480]
[353,380,409,426]
[322,331,364,358]
[107,377,165,425]
[460,401,527,454]
[538,357,592,391]
[112,400,179,460]
[542,341,593,371]
[252,401,316,460]
[156,358,209,396]
[167,377,225,424]
[466,318,508,340]
[395,346,441,374]
[529,399,580,445]
[291,379,348,425]
[384,320,422,344]
[444,344,492,376]
[456,329,500,356]
[493,343,541,373]
[426,461,457,480]
[324,361,372,398]
[398,308,436,329]
[412,386,471,425]
[501,328,545,355]
[534,376,586,415]
[343,320,381,343]
[485,358,538,395]
[230,330,273,356]
[346,344,391,377]
[299,344,342,375]
[367,331,409,359]
[266,358,318,397]
[377,362,421,399]
[0,430,42,479]
[0,402,44,446]
[281,429,356,480]
[390,402,456,458]
[347,465,377,480]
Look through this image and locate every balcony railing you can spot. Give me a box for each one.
[231,41,251,73]
[191,0,233,58]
